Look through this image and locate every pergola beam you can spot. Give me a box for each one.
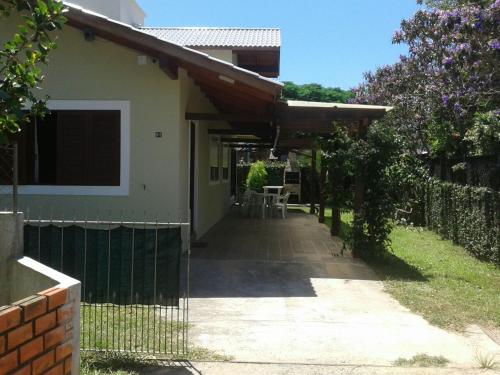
[208,129,268,136]
[225,143,272,148]
[186,112,273,122]
[220,138,270,144]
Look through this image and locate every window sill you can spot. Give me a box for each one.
[1,185,129,196]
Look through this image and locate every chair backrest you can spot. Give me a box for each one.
[279,192,291,204]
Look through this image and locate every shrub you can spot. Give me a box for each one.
[246,161,268,192]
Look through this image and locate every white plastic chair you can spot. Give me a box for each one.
[273,192,291,219]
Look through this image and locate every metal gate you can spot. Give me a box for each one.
[23,217,190,357]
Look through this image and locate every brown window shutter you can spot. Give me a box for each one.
[87,111,121,186]
[57,111,89,185]
[16,123,35,185]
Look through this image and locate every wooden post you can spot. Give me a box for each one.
[330,172,342,236]
[353,118,370,257]
[309,148,317,214]
[318,165,326,223]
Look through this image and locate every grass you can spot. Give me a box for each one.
[80,303,187,354]
[474,351,499,370]
[80,350,232,375]
[393,353,450,367]
[80,303,232,374]
[309,207,500,330]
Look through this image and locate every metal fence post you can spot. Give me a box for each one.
[13,143,18,214]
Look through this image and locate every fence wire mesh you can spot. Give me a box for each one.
[23,216,190,357]
[0,144,17,212]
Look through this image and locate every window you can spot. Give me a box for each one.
[15,110,121,186]
[209,136,220,183]
[222,145,230,181]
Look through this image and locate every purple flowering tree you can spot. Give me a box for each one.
[352,0,499,157]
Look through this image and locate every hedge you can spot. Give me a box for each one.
[420,178,499,265]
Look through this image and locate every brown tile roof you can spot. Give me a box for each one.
[141,27,281,49]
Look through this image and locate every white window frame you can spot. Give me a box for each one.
[2,100,131,196]
[221,144,230,183]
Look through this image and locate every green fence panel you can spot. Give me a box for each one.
[24,225,182,305]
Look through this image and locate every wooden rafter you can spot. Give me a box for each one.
[159,56,178,80]
[207,129,269,136]
[220,138,270,144]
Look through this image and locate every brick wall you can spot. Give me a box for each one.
[0,287,75,375]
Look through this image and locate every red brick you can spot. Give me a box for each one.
[55,342,72,362]
[43,363,63,375]
[12,364,31,375]
[0,350,18,374]
[63,357,71,375]
[0,306,21,334]
[44,326,65,349]
[65,329,73,341]
[16,296,47,322]
[19,336,44,363]
[38,289,68,311]
[32,350,54,375]
[64,322,73,333]
[35,312,56,336]
[56,304,73,324]
[0,335,5,355]
[7,322,33,350]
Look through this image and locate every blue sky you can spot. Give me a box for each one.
[137,0,421,90]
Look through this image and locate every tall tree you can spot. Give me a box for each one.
[353,1,499,157]
[0,0,66,144]
[418,0,493,9]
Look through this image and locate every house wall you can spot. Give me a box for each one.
[1,17,234,237]
[0,19,183,223]
[67,0,145,27]
[178,70,233,238]
[196,49,237,65]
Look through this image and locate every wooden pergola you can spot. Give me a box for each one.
[187,98,391,257]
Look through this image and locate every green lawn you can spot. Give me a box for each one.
[80,303,187,354]
[80,304,230,374]
[313,208,500,330]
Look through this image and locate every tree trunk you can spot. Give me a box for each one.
[352,119,369,258]
[330,174,342,236]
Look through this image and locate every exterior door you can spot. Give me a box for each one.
[189,122,196,234]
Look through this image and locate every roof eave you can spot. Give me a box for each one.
[64,4,283,96]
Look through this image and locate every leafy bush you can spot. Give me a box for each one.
[245,161,268,192]
[464,111,500,157]
[420,178,499,264]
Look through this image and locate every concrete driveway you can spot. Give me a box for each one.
[187,211,499,368]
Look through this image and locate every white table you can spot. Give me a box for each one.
[263,186,284,196]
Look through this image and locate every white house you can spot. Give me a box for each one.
[0,0,390,239]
